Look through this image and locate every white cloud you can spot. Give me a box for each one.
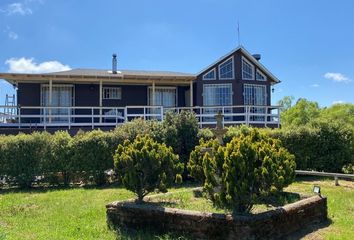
[5,57,71,73]
[332,100,345,105]
[5,3,32,15]
[8,31,18,40]
[310,84,320,88]
[324,72,352,83]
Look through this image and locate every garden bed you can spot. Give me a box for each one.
[106,190,328,239]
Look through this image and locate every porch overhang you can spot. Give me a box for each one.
[0,72,196,86]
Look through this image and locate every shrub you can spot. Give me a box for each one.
[197,128,215,141]
[202,129,296,213]
[270,121,354,172]
[2,132,51,188]
[163,111,199,178]
[71,130,113,185]
[46,131,73,186]
[187,138,221,183]
[114,135,183,203]
[223,125,252,144]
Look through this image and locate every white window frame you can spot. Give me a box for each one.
[202,68,216,80]
[242,56,255,80]
[243,84,267,105]
[148,86,177,107]
[256,69,267,81]
[103,87,122,100]
[202,83,233,106]
[218,56,234,80]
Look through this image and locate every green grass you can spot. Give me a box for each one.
[0,178,353,239]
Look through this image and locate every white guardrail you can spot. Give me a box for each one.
[0,105,281,129]
[295,170,354,186]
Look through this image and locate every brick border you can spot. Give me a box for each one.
[106,195,327,239]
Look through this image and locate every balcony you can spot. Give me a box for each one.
[0,105,281,129]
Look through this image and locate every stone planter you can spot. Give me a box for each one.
[106,195,327,240]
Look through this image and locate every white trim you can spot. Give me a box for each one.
[242,56,255,80]
[102,87,122,100]
[256,69,267,81]
[202,83,233,106]
[147,86,177,107]
[202,68,216,80]
[218,56,234,80]
[197,46,280,84]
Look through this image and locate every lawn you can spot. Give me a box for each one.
[0,178,353,240]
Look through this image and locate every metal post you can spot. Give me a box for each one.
[335,176,339,186]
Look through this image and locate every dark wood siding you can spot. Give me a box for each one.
[195,49,272,106]
[18,83,41,123]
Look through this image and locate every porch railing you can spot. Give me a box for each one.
[0,105,280,129]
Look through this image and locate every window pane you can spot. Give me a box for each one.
[242,58,254,80]
[219,58,234,79]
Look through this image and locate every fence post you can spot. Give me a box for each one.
[160,106,164,121]
[18,107,21,129]
[68,107,71,129]
[124,107,128,123]
[91,107,94,129]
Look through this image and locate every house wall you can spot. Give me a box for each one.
[195,50,272,106]
[17,83,41,123]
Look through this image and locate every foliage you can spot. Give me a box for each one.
[223,125,252,144]
[202,129,296,213]
[0,132,51,188]
[163,110,199,178]
[342,164,354,174]
[187,138,221,183]
[71,130,114,185]
[271,121,354,172]
[114,135,183,202]
[197,128,215,141]
[319,103,354,127]
[280,98,321,127]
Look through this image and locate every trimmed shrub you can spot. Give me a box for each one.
[197,128,215,141]
[163,111,199,178]
[202,129,296,213]
[114,135,183,203]
[223,125,252,144]
[270,121,354,172]
[46,131,73,186]
[188,138,221,183]
[71,130,114,185]
[1,132,51,188]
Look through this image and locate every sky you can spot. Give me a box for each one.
[0,0,353,107]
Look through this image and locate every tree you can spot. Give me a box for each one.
[319,103,354,128]
[281,98,320,127]
[277,96,295,111]
[114,135,183,203]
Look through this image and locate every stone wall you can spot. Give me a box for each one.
[106,195,327,240]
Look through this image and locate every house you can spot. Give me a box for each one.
[0,46,281,133]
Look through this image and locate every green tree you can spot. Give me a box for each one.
[319,103,354,128]
[114,135,183,203]
[281,98,320,127]
[277,95,295,111]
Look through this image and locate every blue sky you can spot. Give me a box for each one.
[0,0,353,106]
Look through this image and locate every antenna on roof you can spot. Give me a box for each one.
[237,20,241,46]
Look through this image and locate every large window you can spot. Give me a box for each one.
[203,68,216,80]
[148,87,176,107]
[41,84,74,122]
[218,57,234,80]
[244,84,267,121]
[242,57,255,80]
[103,87,122,100]
[256,69,267,81]
[203,84,233,122]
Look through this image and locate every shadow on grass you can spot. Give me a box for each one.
[286,219,332,240]
[255,191,302,208]
[295,175,334,183]
[115,227,192,240]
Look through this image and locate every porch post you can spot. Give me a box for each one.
[49,79,53,123]
[152,80,156,106]
[189,81,193,107]
[99,79,103,123]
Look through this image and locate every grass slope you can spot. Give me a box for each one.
[0,178,353,239]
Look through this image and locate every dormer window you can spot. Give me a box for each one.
[242,57,255,80]
[203,68,216,80]
[256,69,267,81]
[219,57,234,80]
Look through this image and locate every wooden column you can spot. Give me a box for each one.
[49,79,53,123]
[190,81,193,107]
[152,80,156,106]
[99,79,103,123]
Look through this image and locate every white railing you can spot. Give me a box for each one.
[0,105,280,129]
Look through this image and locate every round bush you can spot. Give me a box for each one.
[114,135,183,203]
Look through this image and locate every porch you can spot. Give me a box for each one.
[0,105,281,130]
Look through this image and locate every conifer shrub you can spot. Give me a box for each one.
[201,129,296,213]
[114,135,183,203]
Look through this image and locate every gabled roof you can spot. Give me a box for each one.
[197,46,281,84]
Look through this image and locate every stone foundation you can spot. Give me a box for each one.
[106,195,327,240]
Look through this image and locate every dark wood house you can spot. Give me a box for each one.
[0,46,281,131]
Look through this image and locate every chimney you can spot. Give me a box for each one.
[252,54,261,61]
[112,54,117,74]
